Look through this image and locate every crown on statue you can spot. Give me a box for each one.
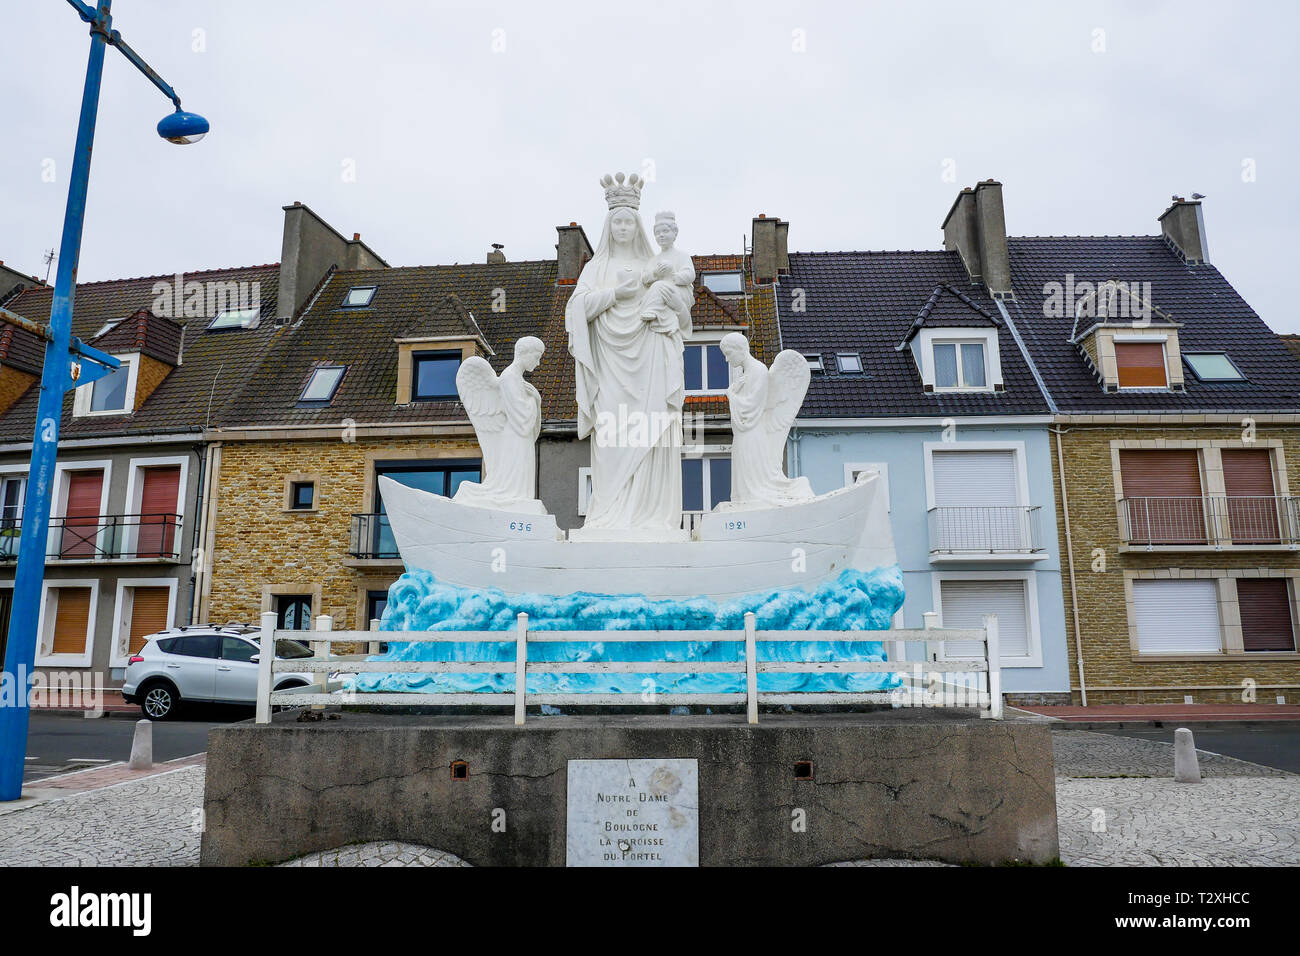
[600,171,643,210]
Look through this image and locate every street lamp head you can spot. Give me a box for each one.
[157,109,209,145]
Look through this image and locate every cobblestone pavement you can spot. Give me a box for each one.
[1,729,1295,866]
[0,765,205,867]
[1053,731,1299,867]
[280,843,470,866]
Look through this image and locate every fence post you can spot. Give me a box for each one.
[983,613,1002,719]
[922,610,939,662]
[515,612,528,726]
[745,612,758,725]
[255,611,276,725]
[368,617,382,655]
[312,614,331,710]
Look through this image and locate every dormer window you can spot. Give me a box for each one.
[72,354,138,417]
[701,272,743,295]
[343,286,377,309]
[934,340,987,389]
[836,353,863,374]
[299,365,347,404]
[1115,340,1168,388]
[1184,352,1245,382]
[412,350,461,401]
[207,306,260,331]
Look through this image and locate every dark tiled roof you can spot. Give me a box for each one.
[221,260,560,427]
[0,264,281,441]
[1004,236,1300,411]
[0,325,44,375]
[91,309,184,366]
[1284,335,1300,362]
[900,283,999,345]
[778,251,1051,418]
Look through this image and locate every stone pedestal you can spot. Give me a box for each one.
[201,711,1059,866]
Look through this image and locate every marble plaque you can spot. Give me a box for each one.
[566,759,699,867]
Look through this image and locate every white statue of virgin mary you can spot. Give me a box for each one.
[565,172,688,540]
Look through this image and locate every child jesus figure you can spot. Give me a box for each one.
[639,210,695,336]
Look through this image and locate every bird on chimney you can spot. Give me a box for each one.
[1191,192,1206,200]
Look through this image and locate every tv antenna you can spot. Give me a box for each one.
[42,249,56,284]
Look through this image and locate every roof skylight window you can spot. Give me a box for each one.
[804,353,824,372]
[1183,352,1245,382]
[207,306,260,331]
[837,353,863,373]
[299,365,347,403]
[343,286,377,308]
[701,272,743,295]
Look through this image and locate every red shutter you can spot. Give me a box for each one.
[1222,450,1279,543]
[137,466,181,558]
[128,587,171,653]
[1115,342,1167,388]
[1119,451,1205,544]
[1238,579,1296,652]
[60,470,104,558]
[51,587,92,655]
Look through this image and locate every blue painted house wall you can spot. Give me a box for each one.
[790,421,1071,699]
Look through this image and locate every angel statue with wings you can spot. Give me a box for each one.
[452,336,549,515]
[719,333,815,509]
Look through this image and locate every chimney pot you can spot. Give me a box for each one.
[353,233,360,241]
[570,221,578,227]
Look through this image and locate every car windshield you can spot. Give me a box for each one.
[274,639,315,659]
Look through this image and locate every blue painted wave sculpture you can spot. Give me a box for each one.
[348,565,905,696]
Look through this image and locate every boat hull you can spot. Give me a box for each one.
[377,470,895,602]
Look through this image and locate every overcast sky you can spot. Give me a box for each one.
[3,1,1298,331]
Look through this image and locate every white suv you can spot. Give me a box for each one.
[121,626,318,720]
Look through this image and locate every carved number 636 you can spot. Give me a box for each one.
[509,521,533,532]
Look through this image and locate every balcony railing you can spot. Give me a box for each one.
[1119,496,1300,549]
[928,505,1044,555]
[350,513,398,559]
[0,513,183,561]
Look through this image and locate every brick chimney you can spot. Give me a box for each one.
[487,243,507,264]
[1158,197,1210,264]
[277,202,389,321]
[0,260,39,301]
[556,223,592,285]
[941,180,1012,298]
[751,215,789,283]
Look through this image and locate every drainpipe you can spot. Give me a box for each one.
[185,441,205,625]
[1053,425,1087,706]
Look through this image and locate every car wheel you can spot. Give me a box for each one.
[272,680,307,713]
[140,681,179,720]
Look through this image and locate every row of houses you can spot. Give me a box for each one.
[1,180,1298,706]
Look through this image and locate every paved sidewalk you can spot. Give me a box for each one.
[0,730,1294,866]
[1021,703,1300,723]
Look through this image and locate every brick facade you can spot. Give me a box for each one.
[204,434,480,631]
[1052,419,1300,704]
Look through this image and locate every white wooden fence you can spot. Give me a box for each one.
[255,610,1002,725]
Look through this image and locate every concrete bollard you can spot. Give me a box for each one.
[128,719,153,771]
[1173,727,1201,783]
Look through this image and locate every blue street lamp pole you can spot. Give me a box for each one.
[0,0,208,800]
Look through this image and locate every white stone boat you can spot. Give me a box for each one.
[377,470,895,602]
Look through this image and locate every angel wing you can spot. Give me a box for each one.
[763,349,811,434]
[455,356,506,433]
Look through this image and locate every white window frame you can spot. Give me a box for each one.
[207,306,261,331]
[122,455,189,561]
[50,459,114,561]
[683,333,730,396]
[804,353,824,372]
[700,272,743,295]
[922,440,1029,511]
[343,285,378,308]
[35,579,100,668]
[914,327,1002,393]
[836,353,863,373]
[71,354,139,418]
[681,444,733,513]
[109,577,179,667]
[844,462,890,513]
[930,570,1042,668]
[577,467,593,516]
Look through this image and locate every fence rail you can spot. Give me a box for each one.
[255,611,1002,725]
[1118,496,1300,548]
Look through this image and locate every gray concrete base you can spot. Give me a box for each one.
[201,710,1059,866]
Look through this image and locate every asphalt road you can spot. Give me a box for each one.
[1089,725,1300,774]
[23,709,244,782]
